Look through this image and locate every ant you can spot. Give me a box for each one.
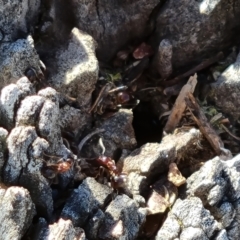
[78,130,128,190]
[41,153,73,180]
[96,155,127,189]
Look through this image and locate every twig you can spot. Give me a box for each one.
[220,124,240,141]
[185,93,224,155]
[78,129,105,154]
[164,74,198,133]
[160,52,224,87]
[88,83,112,113]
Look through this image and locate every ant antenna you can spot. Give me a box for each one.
[78,128,105,155]
[98,137,106,155]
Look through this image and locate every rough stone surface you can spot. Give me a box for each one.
[0,0,40,41]
[209,52,240,120]
[154,153,240,239]
[85,209,105,240]
[0,185,36,240]
[96,109,137,157]
[72,0,160,62]
[0,127,8,181]
[0,37,42,89]
[0,77,35,129]
[47,27,99,107]
[48,219,87,240]
[156,197,219,240]
[2,87,76,217]
[98,194,147,240]
[185,155,240,239]
[3,126,53,218]
[151,0,240,71]
[59,105,90,132]
[121,128,206,195]
[61,177,112,226]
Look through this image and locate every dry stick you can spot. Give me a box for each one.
[164,74,198,133]
[185,93,224,155]
[160,52,224,87]
[88,83,112,113]
[220,124,240,141]
[78,128,105,154]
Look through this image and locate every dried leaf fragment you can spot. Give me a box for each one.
[164,74,198,133]
[168,163,186,187]
[133,42,153,59]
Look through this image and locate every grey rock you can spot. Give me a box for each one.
[155,213,180,240]
[154,39,173,79]
[85,209,105,240]
[0,127,8,181]
[47,27,99,107]
[72,0,160,62]
[98,194,147,240]
[4,126,38,184]
[3,126,53,217]
[16,95,45,127]
[121,128,205,194]
[185,154,240,239]
[25,218,48,240]
[29,218,87,240]
[151,0,240,70]
[61,177,112,226]
[0,0,40,41]
[0,36,42,89]
[59,105,90,132]
[48,218,87,240]
[179,227,208,240]
[96,109,137,157]
[156,197,219,240]
[0,77,35,129]
[0,185,36,240]
[215,230,229,240]
[209,52,240,120]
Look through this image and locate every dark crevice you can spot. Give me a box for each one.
[132,101,163,147]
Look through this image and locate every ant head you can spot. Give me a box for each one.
[111,173,127,189]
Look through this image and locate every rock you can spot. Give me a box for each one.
[209,52,240,120]
[156,197,219,240]
[23,217,49,240]
[46,27,99,107]
[0,127,8,181]
[85,209,105,240]
[0,0,40,41]
[71,0,160,61]
[121,128,208,195]
[48,219,86,240]
[154,39,173,79]
[98,194,147,240]
[168,163,186,187]
[3,126,53,218]
[0,185,36,240]
[0,77,35,130]
[151,0,240,71]
[185,154,240,238]
[96,109,137,157]
[187,155,240,239]
[26,218,87,240]
[61,177,112,226]
[0,37,42,89]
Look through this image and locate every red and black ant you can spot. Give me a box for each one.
[40,153,73,180]
[78,129,128,190]
[96,155,127,189]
